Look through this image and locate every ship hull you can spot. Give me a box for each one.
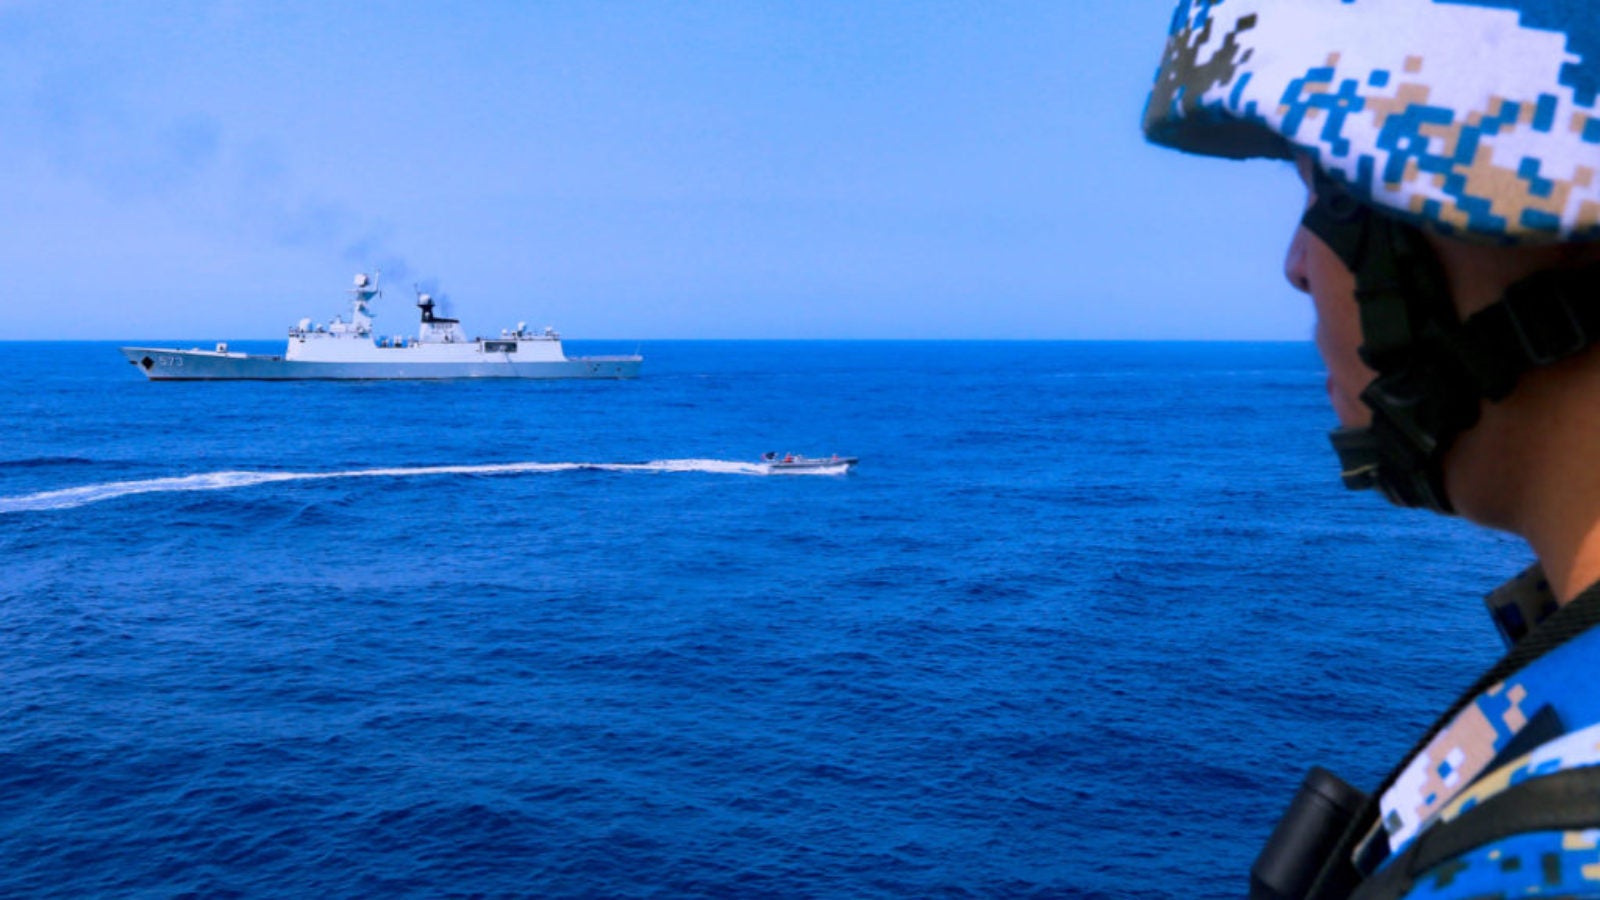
[120,347,642,380]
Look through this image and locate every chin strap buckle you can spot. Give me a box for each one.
[1502,275,1587,366]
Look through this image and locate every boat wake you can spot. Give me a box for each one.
[0,459,792,514]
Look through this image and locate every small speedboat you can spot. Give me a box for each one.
[761,452,859,473]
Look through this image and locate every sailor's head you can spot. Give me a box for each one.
[1144,0,1600,523]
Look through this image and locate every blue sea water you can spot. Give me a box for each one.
[0,340,1528,898]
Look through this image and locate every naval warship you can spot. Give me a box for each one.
[120,273,642,380]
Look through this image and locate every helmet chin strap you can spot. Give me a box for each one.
[1298,171,1600,514]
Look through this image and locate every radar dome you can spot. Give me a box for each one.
[354,274,369,287]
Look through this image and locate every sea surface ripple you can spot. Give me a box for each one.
[0,341,1524,898]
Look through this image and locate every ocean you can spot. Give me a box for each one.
[0,340,1527,898]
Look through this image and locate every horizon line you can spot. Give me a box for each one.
[1,336,1318,345]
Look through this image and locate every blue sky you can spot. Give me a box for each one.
[0,1,1309,341]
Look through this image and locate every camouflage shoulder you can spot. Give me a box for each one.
[1396,828,1600,899]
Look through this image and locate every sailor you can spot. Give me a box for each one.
[1144,3,1600,898]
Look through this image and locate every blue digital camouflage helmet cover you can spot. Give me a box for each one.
[1144,0,1600,244]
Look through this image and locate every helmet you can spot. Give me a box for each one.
[1145,0,1600,245]
[1144,0,1600,512]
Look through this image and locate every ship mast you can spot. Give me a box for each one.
[413,283,465,343]
[348,272,381,334]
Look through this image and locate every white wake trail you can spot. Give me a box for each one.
[0,459,776,514]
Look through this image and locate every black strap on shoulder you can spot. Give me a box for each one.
[1306,581,1600,899]
[1351,765,1600,900]
[1473,704,1565,784]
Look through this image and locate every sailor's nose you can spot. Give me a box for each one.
[1284,227,1312,294]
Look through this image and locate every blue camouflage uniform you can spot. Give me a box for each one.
[1381,569,1600,897]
